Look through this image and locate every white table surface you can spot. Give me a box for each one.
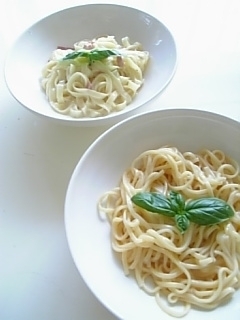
[0,0,240,319]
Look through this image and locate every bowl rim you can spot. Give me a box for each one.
[65,107,240,159]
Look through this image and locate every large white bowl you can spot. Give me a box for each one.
[4,4,177,127]
[65,109,240,320]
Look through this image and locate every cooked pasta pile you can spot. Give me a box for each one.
[41,36,149,118]
[98,146,240,317]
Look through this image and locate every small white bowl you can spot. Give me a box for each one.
[65,109,240,319]
[4,4,177,127]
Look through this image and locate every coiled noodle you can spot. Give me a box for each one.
[98,147,240,317]
[41,36,149,118]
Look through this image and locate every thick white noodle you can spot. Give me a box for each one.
[41,36,149,118]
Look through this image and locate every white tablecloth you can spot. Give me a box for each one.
[0,1,239,319]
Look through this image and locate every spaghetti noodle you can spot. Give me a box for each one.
[98,146,240,317]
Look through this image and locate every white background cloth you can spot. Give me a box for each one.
[0,1,240,319]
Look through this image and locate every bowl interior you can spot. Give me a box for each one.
[4,4,177,126]
[65,109,240,320]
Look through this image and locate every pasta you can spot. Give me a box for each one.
[98,146,240,317]
[41,36,149,118]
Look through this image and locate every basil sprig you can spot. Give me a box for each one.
[131,191,234,233]
[62,48,119,64]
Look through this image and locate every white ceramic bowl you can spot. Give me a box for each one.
[65,109,240,320]
[4,4,177,127]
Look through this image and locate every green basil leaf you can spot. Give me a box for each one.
[88,49,118,61]
[185,197,234,225]
[169,191,185,213]
[175,214,190,233]
[62,51,87,60]
[131,192,176,217]
[62,49,119,63]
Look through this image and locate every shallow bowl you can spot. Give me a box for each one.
[4,4,177,127]
[65,109,240,319]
